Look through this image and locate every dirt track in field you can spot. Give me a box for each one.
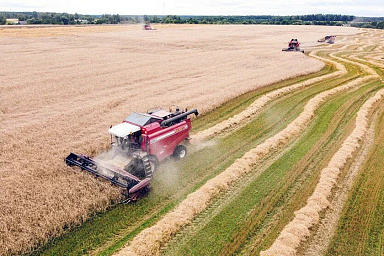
[0,24,357,255]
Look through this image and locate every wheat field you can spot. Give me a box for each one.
[0,24,357,255]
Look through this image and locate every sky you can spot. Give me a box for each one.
[0,0,383,17]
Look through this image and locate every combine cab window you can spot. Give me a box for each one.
[124,112,161,126]
[113,136,129,150]
[113,133,141,150]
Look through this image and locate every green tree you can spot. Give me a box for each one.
[17,13,26,21]
[0,14,5,25]
[61,13,69,25]
[152,15,160,23]
[376,21,384,29]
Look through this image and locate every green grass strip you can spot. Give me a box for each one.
[326,100,384,256]
[163,82,378,256]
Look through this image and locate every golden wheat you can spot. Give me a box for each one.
[191,50,347,141]
[0,24,357,255]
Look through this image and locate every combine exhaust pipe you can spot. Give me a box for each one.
[160,109,198,127]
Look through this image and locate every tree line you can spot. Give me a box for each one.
[145,14,355,26]
[0,11,141,25]
[351,21,384,29]
[2,11,384,29]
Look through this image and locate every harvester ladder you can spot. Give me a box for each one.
[142,155,153,178]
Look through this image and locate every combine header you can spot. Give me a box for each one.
[66,107,198,202]
[282,38,305,53]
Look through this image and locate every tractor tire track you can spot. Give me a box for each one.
[159,58,359,254]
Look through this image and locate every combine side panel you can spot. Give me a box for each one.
[147,120,191,161]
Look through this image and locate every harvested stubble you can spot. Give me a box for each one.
[2,24,357,255]
[303,88,379,256]
[330,52,378,76]
[115,53,371,256]
[261,88,384,256]
[260,34,384,256]
[350,54,384,70]
[191,51,346,141]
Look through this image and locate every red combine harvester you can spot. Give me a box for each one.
[65,107,198,202]
[326,35,336,44]
[143,23,156,30]
[282,38,305,53]
[318,35,336,44]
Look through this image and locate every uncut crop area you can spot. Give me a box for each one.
[0,24,363,255]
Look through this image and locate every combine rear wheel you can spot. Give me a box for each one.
[173,145,187,160]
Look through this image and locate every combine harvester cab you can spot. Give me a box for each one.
[65,108,198,202]
[282,38,305,53]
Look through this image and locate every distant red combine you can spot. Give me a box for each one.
[318,35,336,44]
[143,23,156,30]
[282,38,305,53]
[66,107,198,202]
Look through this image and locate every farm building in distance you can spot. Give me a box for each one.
[6,19,19,25]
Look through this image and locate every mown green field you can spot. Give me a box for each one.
[326,80,384,255]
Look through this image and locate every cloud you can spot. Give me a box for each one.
[0,1,45,11]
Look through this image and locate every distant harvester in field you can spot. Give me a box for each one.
[282,38,305,53]
[143,23,156,30]
[318,35,336,44]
